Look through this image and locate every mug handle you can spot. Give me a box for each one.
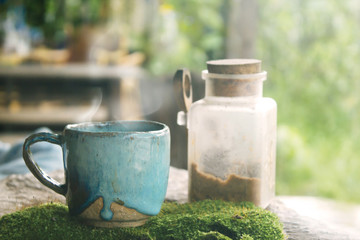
[23,132,67,196]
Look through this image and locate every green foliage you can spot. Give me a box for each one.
[144,0,226,75]
[65,0,109,26]
[0,201,285,240]
[257,0,360,202]
[241,234,254,240]
[0,0,109,47]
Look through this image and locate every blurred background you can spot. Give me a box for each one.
[0,0,359,204]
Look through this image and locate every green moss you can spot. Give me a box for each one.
[0,200,285,240]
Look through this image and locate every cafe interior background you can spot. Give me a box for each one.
[0,0,360,209]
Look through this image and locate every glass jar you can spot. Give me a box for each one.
[186,59,277,207]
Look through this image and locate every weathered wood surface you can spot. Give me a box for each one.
[1,167,359,239]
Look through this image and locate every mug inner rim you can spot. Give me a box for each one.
[65,120,168,134]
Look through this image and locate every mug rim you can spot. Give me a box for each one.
[64,120,169,135]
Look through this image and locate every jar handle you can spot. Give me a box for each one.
[173,68,193,113]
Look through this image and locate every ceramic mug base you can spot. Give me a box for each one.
[78,197,150,228]
[81,217,149,228]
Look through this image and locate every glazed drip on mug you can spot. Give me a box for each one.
[100,197,114,220]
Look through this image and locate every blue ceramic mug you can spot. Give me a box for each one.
[23,120,170,227]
